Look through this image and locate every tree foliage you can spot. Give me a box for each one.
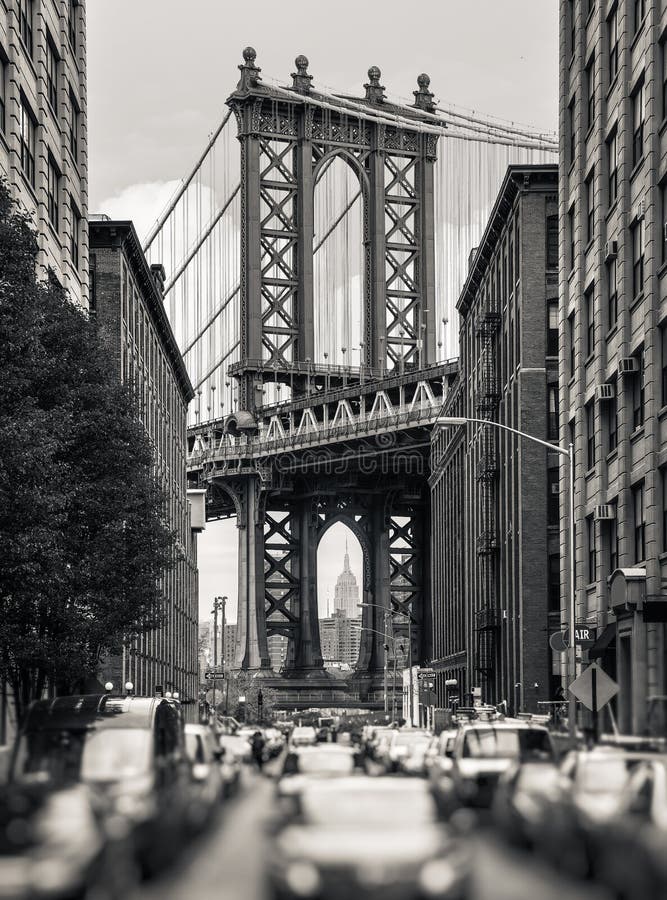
[0,180,176,721]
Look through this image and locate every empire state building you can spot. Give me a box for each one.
[333,542,360,618]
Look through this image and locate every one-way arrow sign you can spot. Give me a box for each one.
[204,671,225,681]
[568,662,619,712]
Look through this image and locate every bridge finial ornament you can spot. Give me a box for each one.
[413,73,435,112]
[291,55,312,94]
[364,65,385,104]
[237,46,261,92]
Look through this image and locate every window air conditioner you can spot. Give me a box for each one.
[663,222,667,243]
[618,356,639,376]
[635,199,646,221]
[595,383,615,401]
[594,504,615,521]
[604,239,618,261]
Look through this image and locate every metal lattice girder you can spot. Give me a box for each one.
[264,510,300,630]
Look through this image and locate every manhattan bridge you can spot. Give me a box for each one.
[144,49,557,708]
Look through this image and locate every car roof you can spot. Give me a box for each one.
[185,724,213,735]
[302,775,430,796]
[460,721,547,732]
[22,694,165,732]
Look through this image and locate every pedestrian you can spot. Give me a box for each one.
[250,730,265,772]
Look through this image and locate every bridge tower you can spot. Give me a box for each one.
[195,50,451,704]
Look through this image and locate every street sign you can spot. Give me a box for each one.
[550,624,598,652]
[204,671,225,681]
[549,631,568,653]
[568,662,619,712]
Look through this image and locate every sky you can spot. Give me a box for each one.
[86,0,559,624]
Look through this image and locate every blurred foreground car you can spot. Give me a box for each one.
[438,721,555,809]
[492,761,563,848]
[367,727,398,762]
[264,728,286,758]
[219,732,252,764]
[267,776,470,900]
[546,748,665,880]
[0,781,127,900]
[594,757,667,900]
[184,724,224,830]
[427,731,458,784]
[10,693,192,878]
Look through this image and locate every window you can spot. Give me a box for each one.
[608,5,619,84]
[547,299,558,356]
[585,284,594,357]
[606,509,618,574]
[662,181,667,266]
[586,400,596,470]
[547,468,559,526]
[547,383,559,440]
[632,219,644,299]
[515,225,520,274]
[607,130,618,207]
[568,312,575,376]
[68,0,77,51]
[568,205,575,270]
[18,0,33,57]
[546,215,558,268]
[662,38,667,121]
[585,171,595,244]
[607,256,618,329]
[568,96,576,164]
[662,323,667,407]
[569,0,576,59]
[20,97,36,187]
[606,386,618,453]
[70,196,81,269]
[634,0,645,34]
[632,80,645,168]
[0,56,5,134]
[586,56,595,130]
[587,516,597,583]
[633,350,645,430]
[663,470,667,553]
[548,553,560,613]
[633,482,645,563]
[46,36,59,113]
[47,156,60,231]
[68,89,79,162]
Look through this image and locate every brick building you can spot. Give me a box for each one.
[560,0,667,733]
[430,164,560,713]
[0,0,87,305]
[90,219,201,710]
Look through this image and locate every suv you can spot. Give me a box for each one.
[439,720,555,809]
[11,693,192,875]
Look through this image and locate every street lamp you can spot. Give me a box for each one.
[359,600,417,726]
[211,595,228,719]
[352,617,403,720]
[434,414,576,736]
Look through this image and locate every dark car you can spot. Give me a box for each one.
[184,724,225,830]
[594,757,667,900]
[541,748,659,879]
[10,693,192,878]
[267,776,470,900]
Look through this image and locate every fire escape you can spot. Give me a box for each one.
[474,302,500,695]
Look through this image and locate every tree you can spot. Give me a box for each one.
[221,673,277,723]
[0,180,176,722]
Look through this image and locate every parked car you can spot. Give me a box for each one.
[436,720,555,809]
[267,776,471,900]
[184,724,225,830]
[10,693,192,878]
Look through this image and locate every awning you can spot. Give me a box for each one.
[588,622,616,660]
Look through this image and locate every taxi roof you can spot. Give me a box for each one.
[22,694,166,732]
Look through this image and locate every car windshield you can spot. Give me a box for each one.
[12,727,152,786]
[462,728,551,760]
[577,758,638,794]
[394,732,430,747]
[301,786,436,827]
[289,751,354,776]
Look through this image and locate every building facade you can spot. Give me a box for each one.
[90,219,200,710]
[332,542,360,617]
[319,612,362,666]
[0,0,87,305]
[560,0,667,734]
[431,164,560,713]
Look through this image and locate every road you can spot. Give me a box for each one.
[132,766,612,900]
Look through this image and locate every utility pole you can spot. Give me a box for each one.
[211,595,227,720]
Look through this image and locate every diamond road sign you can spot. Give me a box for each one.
[568,662,619,711]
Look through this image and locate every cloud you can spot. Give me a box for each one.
[94,179,183,246]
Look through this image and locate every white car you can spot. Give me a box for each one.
[290,725,317,747]
[383,730,432,773]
